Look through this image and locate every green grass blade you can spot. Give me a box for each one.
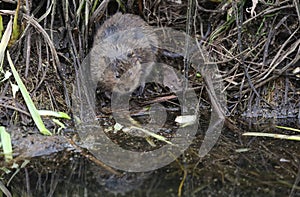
[0,180,12,197]
[10,0,21,44]
[7,51,52,135]
[0,15,3,40]
[0,18,12,71]
[38,110,71,119]
[276,125,300,133]
[0,126,13,161]
[127,126,174,145]
[115,0,126,11]
[243,132,300,141]
[91,0,99,13]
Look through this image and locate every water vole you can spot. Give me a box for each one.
[90,13,157,95]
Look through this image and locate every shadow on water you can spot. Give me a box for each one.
[4,117,300,197]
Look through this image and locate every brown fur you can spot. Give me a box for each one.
[90,13,157,94]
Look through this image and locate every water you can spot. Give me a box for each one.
[4,121,300,197]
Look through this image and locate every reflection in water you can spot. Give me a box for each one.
[5,122,300,197]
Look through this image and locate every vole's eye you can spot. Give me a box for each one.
[127,50,134,58]
[115,71,121,78]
